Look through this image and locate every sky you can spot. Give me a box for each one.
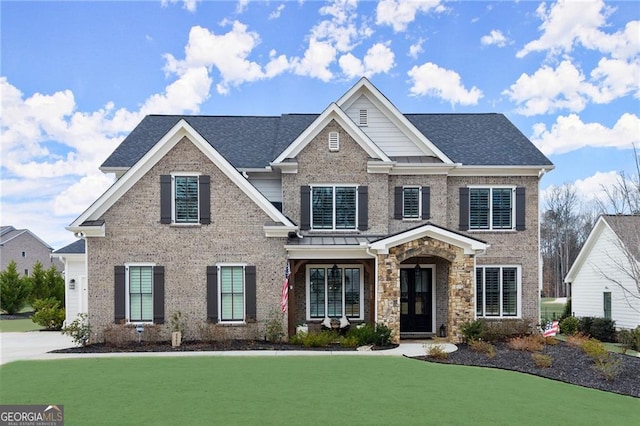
[1,0,639,250]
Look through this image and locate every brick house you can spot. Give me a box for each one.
[0,226,63,276]
[67,78,553,343]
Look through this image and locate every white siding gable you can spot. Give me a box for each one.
[345,95,434,157]
[572,225,640,329]
[247,173,282,203]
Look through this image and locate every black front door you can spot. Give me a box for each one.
[400,268,433,333]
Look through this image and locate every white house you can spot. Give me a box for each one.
[52,240,87,326]
[565,215,640,330]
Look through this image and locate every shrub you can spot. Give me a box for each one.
[31,298,65,330]
[374,323,393,346]
[576,316,616,342]
[560,316,579,335]
[62,313,92,346]
[560,298,572,320]
[264,309,285,343]
[581,338,608,361]
[469,340,496,358]
[507,335,544,352]
[340,335,360,348]
[566,333,590,348]
[0,261,32,314]
[425,344,448,360]
[460,320,483,343]
[617,329,635,354]
[103,323,135,346]
[289,330,338,347]
[170,311,186,334]
[141,324,163,343]
[544,336,559,346]
[593,356,622,381]
[196,321,230,342]
[531,353,553,368]
[345,323,392,347]
[479,319,533,343]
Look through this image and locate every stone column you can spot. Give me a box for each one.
[447,253,475,343]
[376,253,401,343]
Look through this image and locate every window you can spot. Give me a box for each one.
[476,266,519,317]
[128,265,153,322]
[328,132,340,151]
[21,251,26,258]
[312,186,357,230]
[402,187,420,219]
[307,265,363,320]
[160,174,210,225]
[219,266,245,322]
[469,187,514,230]
[603,292,612,320]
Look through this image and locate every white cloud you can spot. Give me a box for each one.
[481,29,508,47]
[531,113,640,156]
[269,4,285,20]
[53,173,115,217]
[236,0,250,14]
[517,0,639,60]
[291,39,336,81]
[376,0,445,32]
[588,57,640,103]
[407,62,483,106]
[160,0,200,13]
[339,42,395,78]
[408,38,424,59]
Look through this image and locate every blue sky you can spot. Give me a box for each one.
[1,0,638,249]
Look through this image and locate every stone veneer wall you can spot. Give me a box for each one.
[87,137,288,342]
[376,236,475,343]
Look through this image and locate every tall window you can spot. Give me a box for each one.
[603,292,612,320]
[476,266,519,317]
[307,265,363,320]
[311,186,357,230]
[174,176,199,223]
[469,187,514,230]
[129,266,153,322]
[220,266,244,322]
[402,187,420,219]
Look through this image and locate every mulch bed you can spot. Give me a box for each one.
[416,341,640,398]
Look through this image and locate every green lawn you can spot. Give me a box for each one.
[541,297,565,322]
[0,318,43,332]
[1,357,636,425]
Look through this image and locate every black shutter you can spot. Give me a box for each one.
[459,187,470,231]
[199,175,211,224]
[421,186,431,220]
[515,187,526,231]
[300,186,311,230]
[206,266,218,323]
[160,175,172,224]
[245,266,257,322]
[394,187,403,219]
[153,266,165,324]
[357,186,368,231]
[114,266,125,324]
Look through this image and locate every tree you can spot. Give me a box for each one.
[597,145,640,214]
[28,261,48,303]
[44,265,65,305]
[0,261,32,314]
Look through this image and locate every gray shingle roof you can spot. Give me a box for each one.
[602,215,640,261]
[53,239,86,254]
[102,112,552,169]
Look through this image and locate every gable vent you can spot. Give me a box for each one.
[328,132,340,151]
[359,109,368,126]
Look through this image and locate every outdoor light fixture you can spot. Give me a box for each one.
[331,264,339,277]
[414,263,421,277]
[69,279,76,290]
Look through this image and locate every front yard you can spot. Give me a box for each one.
[0,356,636,425]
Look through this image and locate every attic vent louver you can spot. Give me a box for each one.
[359,109,368,126]
[328,132,340,151]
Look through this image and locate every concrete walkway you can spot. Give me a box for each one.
[0,331,458,365]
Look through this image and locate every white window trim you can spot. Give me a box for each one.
[217,263,247,324]
[171,172,201,226]
[124,262,156,324]
[305,264,364,321]
[402,186,422,220]
[399,264,436,333]
[475,265,522,319]
[310,184,359,231]
[468,185,516,231]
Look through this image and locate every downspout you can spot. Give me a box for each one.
[365,246,378,325]
[537,168,549,326]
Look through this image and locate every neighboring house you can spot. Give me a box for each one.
[52,240,87,326]
[0,226,63,276]
[565,215,640,330]
[67,78,553,343]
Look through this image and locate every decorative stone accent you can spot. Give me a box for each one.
[376,236,475,343]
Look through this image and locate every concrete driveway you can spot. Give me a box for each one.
[0,331,75,365]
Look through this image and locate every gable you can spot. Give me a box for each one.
[69,120,295,236]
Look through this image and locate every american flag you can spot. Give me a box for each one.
[281,260,290,313]
[543,320,559,337]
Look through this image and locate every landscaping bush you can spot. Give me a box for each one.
[559,316,579,335]
[31,298,65,330]
[531,353,553,368]
[578,317,616,342]
[103,323,135,346]
[507,335,544,352]
[468,340,496,358]
[464,319,534,343]
[62,313,92,346]
[340,335,360,348]
[0,261,31,314]
[560,298,572,320]
[581,338,608,361]
[566,333,590,348]
[460,320,483,343]
[345,323,392,346]
[617,326,640,353]
[290,330,338,347]
[425,344,448,360]
[264,309,285,343]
